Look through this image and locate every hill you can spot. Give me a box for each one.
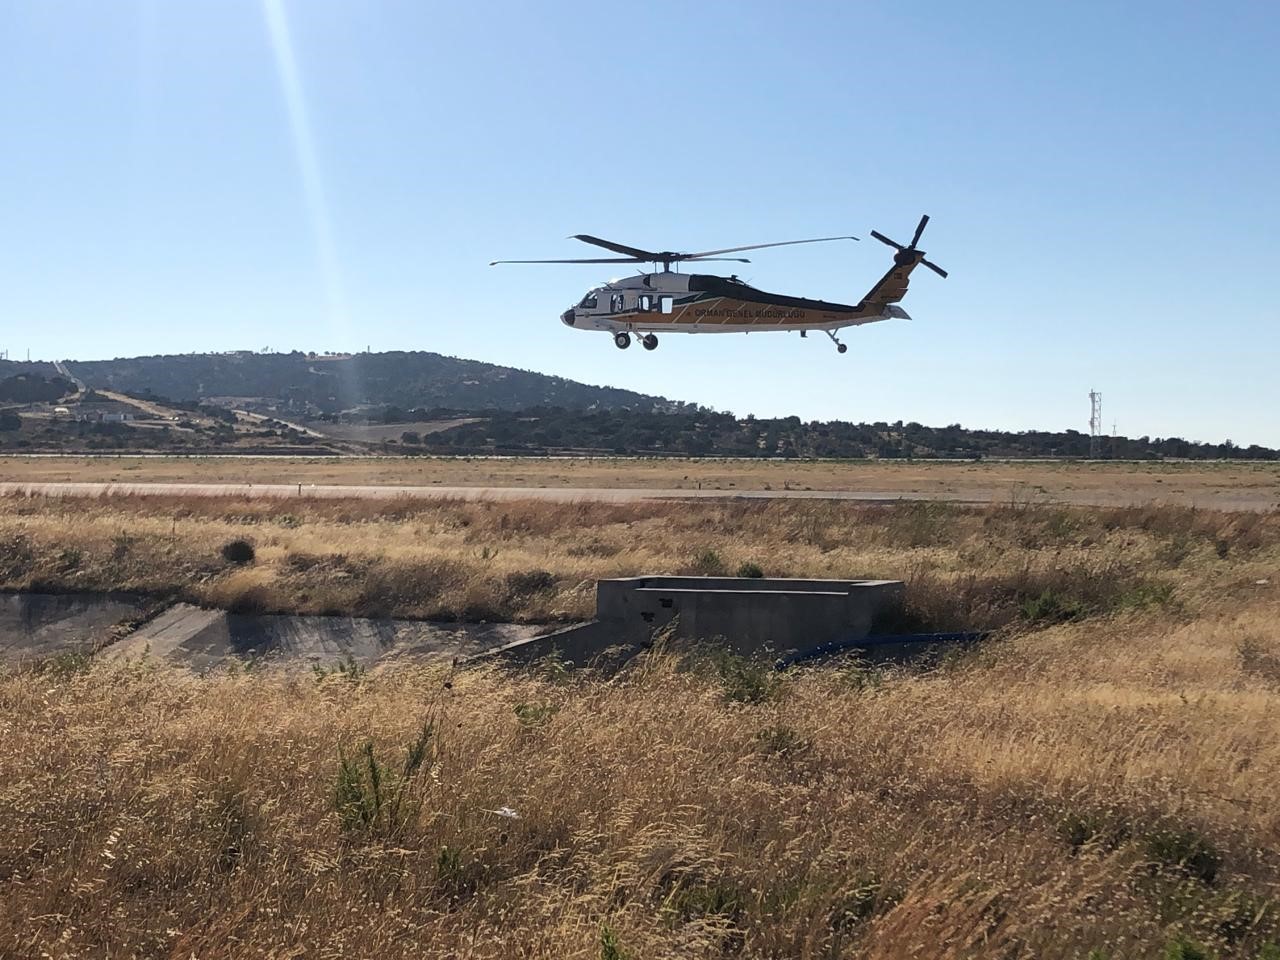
[0,359,60,380]
[0,373,74,404]
[60,351,673,415]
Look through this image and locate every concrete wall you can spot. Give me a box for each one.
[596,577,903,657]
[483,576,907,666]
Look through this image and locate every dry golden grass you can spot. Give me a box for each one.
[2,493,1277,625]
[3,497,1280,956]
[3,601,1279,957]
[4,454,1280,509]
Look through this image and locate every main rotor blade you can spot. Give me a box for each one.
[681,257,752,263]
[570,234,660,260]
[922,258,948,278]
[869,230,903,251]
[489,257,649,266]
[680,236,859,259]
[910,214,929,248]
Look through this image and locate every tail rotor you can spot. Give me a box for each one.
[870,214,948,278]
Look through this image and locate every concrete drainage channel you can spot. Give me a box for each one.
[2,577,978,671]
[0,592,550,671]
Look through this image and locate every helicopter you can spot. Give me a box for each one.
[489,215,947,353]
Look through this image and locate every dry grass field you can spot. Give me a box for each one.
[3,493,1280,957]
[4,455,1280,510]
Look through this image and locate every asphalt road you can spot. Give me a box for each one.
[2,480,1275,510]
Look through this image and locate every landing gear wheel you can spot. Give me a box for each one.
[642,334,658,351]
[837,343,848,354]
[614,332,631,350]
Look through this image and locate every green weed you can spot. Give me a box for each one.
[600,923,628,960]
[333,719,434,838]
[513,702,558,727]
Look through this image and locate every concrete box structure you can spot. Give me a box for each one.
[485,576,905,665]
[597,576,903,657]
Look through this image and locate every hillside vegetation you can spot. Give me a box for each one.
[7,353,1273,458]
[412,407,1278,460]
[2,497,1278,957]
[62,351,671,414]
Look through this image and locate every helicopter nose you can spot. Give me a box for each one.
[561,310,576,326]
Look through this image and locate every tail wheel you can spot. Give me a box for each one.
[614,332,631,350]
[642,334,658,351]
[837,343,848,354]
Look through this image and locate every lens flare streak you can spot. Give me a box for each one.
[261,0,349,336]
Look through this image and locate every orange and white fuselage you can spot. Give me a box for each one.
[560,262,916,338]
[493,216,946,351]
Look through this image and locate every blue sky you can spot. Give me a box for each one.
[1,1,1277,445]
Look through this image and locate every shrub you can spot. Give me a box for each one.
[312,653,366,684]
[31,650,93,679]
[693,649,780,705]
[504,569,556,596]
[735,561,765,578]
[1144,827,1221,885]
[0,533,34,580]
[691,548,726,575]
[1057,809,1130,852]
[1019,588,1089,623]
[1162,935,1211,960]
[221,538,256,565]
[666,880,744,923]
[435,844,470,896]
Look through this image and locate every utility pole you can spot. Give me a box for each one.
[1089,390,1103,459]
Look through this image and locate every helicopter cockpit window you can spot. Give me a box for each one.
[610,293,626,313]
[578,293,598,309]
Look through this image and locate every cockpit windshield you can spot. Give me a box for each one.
[578,292,599,309]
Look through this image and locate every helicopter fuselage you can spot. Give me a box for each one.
[560,271,909,336]
[491,215,944,352]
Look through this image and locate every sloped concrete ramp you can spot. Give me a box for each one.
[0,592,147,663]
[105,603,550,671]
